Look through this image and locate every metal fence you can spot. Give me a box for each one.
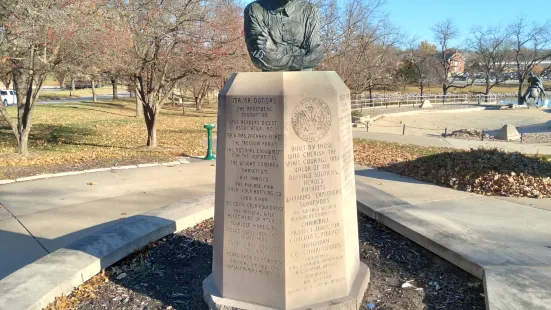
[351,94,498,110]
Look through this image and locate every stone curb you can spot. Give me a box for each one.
[0,194,215,310]
[0,157,194,185]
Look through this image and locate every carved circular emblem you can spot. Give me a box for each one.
[291,97,332,142]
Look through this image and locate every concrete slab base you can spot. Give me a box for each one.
[203,263,370,310]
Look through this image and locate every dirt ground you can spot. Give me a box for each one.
[47,216,485,310]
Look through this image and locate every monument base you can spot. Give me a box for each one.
[203,263,370,310]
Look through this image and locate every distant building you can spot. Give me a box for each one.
[444,51,465,75]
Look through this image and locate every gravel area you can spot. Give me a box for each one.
[442,131,551,144]
[47,217,485,310]
[357,104,484,119]
[515,132,551,144]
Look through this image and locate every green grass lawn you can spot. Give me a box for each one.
[0,99,217,178]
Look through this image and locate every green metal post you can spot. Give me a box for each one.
[204,123,216,160]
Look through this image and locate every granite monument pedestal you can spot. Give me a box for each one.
[203,71,369,310]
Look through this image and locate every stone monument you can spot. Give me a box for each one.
[420,100,432,108]
[202,0,369,308]
[202,71,370,309]
[495,124,521,141]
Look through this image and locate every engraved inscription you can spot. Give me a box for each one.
[291,98,332,142]
[285,99,347,297]
[223,95,284,281]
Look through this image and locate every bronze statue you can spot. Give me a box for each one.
[244,0,324,71]
[523,72,546,108]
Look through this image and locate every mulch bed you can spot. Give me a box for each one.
[47,217,484,310]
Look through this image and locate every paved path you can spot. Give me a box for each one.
[355,167,551,309]
[0,161,215,280]
[353,131,551,154]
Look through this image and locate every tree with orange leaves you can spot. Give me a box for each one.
[0,0,99,155]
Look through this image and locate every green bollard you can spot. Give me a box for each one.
[203,123,216,160]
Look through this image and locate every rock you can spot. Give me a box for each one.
[420,100,432,108]
[401,280,415,289]
[116,272,127,280]
[494,124,521,141]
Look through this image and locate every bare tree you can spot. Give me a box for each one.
[184,75,213,112]
[404,40,437,96]
[466,25,512,96]
[111,0,245,147]
[508,18,551,103]
[320,0,403,97]
[0,0,91,155]
[431,19,473,96]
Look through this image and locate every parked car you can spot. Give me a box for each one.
[0,89,17,106]
[74,80,93,89]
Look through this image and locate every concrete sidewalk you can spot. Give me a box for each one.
[355,167,551,309]
[353,131,551,154]
[0,161,216,280]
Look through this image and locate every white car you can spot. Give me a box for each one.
[0,89,17,106]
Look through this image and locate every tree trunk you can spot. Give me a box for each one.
[70,79,75,97]
[420,79,424,97]
[111,78,118,99]
[485,78,490,96]
[143,106,157,147]
[59,78,65,90]
[11,65,37,156]
[195,96,203,111]
[135,88,143,117]
[17,129,30,156]
[171,91,175,107]
[91,80,97,103]
[517,78,524,104]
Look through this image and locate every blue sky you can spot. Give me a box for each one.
[385,0,550,46]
